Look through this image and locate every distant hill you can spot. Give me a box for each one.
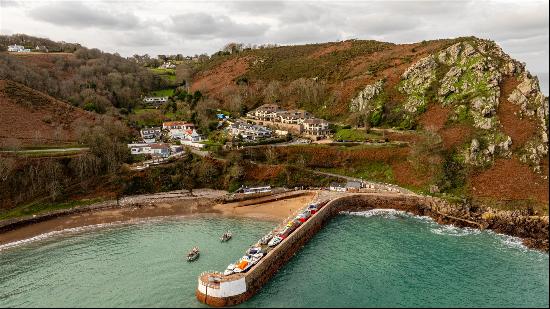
[0,80,99,147]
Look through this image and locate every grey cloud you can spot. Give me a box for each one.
[117,28,169,47]
[169,13,269,39]
[0,0,19,7]
[470,4,549,41]
[225,1,287,15]
[28,1,140,30]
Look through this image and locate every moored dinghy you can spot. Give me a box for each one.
[220,231,232,242]
[187,246,200,262]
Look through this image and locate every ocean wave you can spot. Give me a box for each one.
[0,222,130,252]
[340,208,409,219]
[430,224,481,237]
[340,209,434,223]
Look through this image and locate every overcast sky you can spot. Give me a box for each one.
[1,0,548,94]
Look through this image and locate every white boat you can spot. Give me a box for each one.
[259,232,273,245]
[220,231,232,242]
[268,235,283,247]
[224,263,236,276]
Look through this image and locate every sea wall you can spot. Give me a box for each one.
[196,195,334,306]
[196,193,549,307]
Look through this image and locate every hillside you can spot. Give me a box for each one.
[186,37,549,210]
[0,80,100,147]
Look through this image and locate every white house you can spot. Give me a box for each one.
[329,182,347,192]
[143,97,168,105]
[128,143,171,158]
[302,118,330,136]
[140,127,162,143]
[162,121,195,131]
[159,62,176,69]
[228,121,272,141]
[162,121,202,141]
[278,110,313,124]
[8,44,31,52]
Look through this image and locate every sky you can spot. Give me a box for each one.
[1,0,548,94]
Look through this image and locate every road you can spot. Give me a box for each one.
[306,169,415,195]
[0,147,89,154]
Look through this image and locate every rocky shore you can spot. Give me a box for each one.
[331,194,549,252]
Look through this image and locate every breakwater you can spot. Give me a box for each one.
[196,193,549,307]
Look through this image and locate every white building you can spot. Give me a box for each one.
[249,104,282,121]
[140,127,162,143]
[302,118,330,136]
[162,121,203,142]
[329,183,346,192]
[159,62,176,69]
[243,186,272,194]
[143,97,168,105]
[279,110,313,124]
[228,121,272,141]
[128,143,171,158]
[7,44,31,52]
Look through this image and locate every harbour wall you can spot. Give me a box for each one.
[196,193,549,306]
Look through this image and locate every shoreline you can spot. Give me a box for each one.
[0,190,547,253]
[0,190,316,248]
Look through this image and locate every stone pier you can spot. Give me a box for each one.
[196,193,491,307]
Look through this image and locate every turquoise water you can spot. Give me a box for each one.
[0,211,548,308]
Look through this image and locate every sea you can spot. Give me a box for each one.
[0,210,548,308]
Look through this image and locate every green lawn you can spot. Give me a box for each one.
[149,68,175,75]
[320,161,395,183]
[334,128,382,142]
[0,198,104,220]
[150,88,175,97]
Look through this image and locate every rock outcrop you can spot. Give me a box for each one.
[507,72,549,173]
[353,37,549,171]
[349,79,384,113]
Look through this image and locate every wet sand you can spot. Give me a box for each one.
[0,191,316,247]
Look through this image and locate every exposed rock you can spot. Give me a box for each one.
[349,79,384,112]
[399,55,438,115]
[508,72,549,172]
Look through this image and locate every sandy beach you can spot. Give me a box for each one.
[0,190,317,247]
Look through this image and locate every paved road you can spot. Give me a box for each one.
[130,147,212,170]
[0,147,89,153]
[306,169,415,195]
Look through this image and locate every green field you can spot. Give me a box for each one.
[150,88,175,97]
[0,198,104,220]
[320,161,394,183]
[333,128,383,142]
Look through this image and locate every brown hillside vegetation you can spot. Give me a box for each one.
[419,104,451,131]
[309,40,353,59]
[187,38,455,118]
[0,80,97,146]
[9,52,77,79]
[498,76,537,149]
[439,124,474,151]
[469,157,549,205]
[191,56,251,99]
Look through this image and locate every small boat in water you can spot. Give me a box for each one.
[220,231,232,242]
[187,247,200,262]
